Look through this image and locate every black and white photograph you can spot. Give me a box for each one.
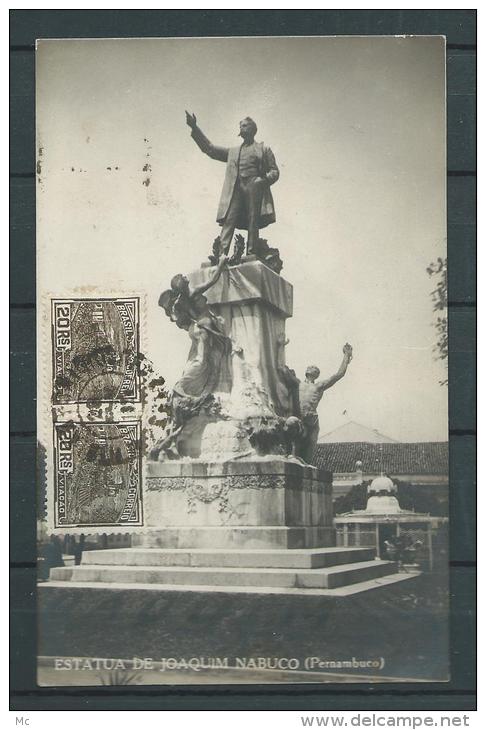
[33,34,451,686]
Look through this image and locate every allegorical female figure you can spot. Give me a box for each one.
[158,255,231,442]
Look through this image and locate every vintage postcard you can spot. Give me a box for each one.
[36,36,449,685]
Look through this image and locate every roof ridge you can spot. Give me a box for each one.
[319,420,398,443]
[313,441,448,475]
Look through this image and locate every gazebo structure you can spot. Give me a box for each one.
[334,475,448,570]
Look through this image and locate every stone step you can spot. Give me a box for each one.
[43,570,420,598]
[81,546,377,570]
[50,559,397,590]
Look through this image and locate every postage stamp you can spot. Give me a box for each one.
[51,297,140,404]
[53,420,143,528]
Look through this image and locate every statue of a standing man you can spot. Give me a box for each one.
[185,112,280,256]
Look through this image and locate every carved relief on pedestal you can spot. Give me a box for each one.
[146,474,287,493]
[187,482,230,515]
[146,472,288,522]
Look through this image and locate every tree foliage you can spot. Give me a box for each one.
[426,257,448,385]
[333,483,368,515]
[396,479,448,517]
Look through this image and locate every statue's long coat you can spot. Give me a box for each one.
[191,125,279,230]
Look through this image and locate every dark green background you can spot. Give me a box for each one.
[10,9,476,712]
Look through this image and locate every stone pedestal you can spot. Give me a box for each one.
[192,260,293,416]
[172,261,294,460]
[138,458,335,549]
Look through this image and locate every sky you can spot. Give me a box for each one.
[37,36,447,442]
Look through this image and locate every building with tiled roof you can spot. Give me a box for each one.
[312,436,448,503]
[314,441,448,477]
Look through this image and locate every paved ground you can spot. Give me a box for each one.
[38,571,449,685]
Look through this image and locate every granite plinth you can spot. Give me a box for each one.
[143,459,334,549]
[51,558,397,590]
[48,458,413,592]
[132,526,335,550]
[79,545,377,569]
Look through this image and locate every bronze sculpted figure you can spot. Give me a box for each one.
[279,340,354,464]
[156,255,232,458]
[185,112,280,256]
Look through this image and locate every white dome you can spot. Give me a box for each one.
[365,495,401,514]
[368,475,396,493]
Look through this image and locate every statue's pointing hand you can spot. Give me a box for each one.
[343,343,353,361]
[185,111,197,129]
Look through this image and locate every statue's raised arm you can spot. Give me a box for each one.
[316,343,353,393]
[186,111,229,163]
[190,255,228,298]
[294,344,353,463]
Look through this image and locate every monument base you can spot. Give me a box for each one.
[50,458,414,592]
[143,458,334,549]
[133,526,335,550]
